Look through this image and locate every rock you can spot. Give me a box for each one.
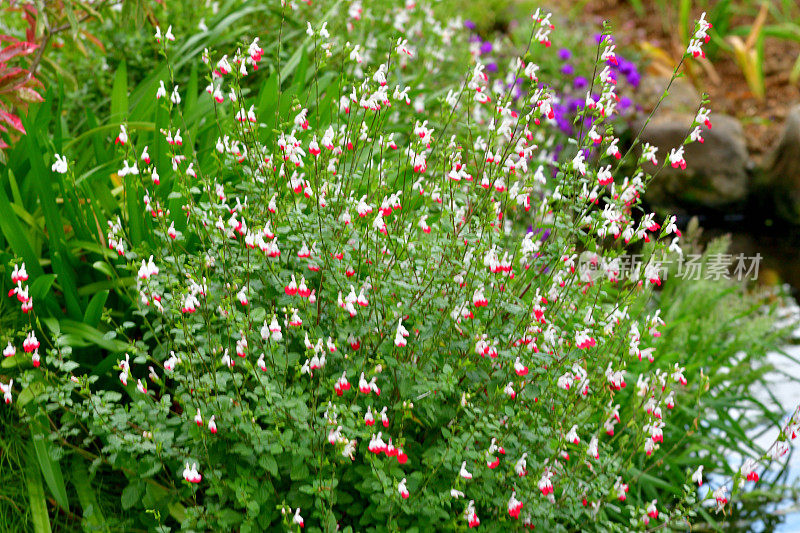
[762,104,800,221]
[636,112,751,211]
[638,75,701,114]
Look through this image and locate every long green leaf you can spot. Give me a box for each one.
[25,447,53,533]
[0,172,45,278]
[26,407,70,510]
[110,61,128,123]
[84,290,109,328]
[22,115,83,319]
[72,458,109,532]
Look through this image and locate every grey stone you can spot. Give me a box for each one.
[637,112,751,210]
[762,104,800,220]
[638,76,701,114]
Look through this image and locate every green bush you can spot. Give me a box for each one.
[1,2,797,531]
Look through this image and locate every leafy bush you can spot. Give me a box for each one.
[2,2,798,531]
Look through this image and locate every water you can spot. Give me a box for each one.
[755,299,800,532]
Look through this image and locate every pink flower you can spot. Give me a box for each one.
[465,500,480,528]
[646,499,658,519]
[285,275,298,296]
[292,508,304,528]
[115,125,128,145]
[368,432,387,454]
[460,461,473,480]
[1,379,13,404]
[692,465,704,486]
[3,342,15,358]
[11,263,28,283]
[513,357,529,377]
[329,371,349,395]
[566,425,580,445]
[538,472,553,495]
[398,478,409,499]
[182,462,201,483]
[741,458,759,482]
[668,147,686,170]
[508,492,524,519]
[396,447,408,464]
[515,453,528,477]
[395,319,409,347]
[23,332,39,353]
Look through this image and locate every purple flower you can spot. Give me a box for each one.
[619,96,632,112]
[464,19,476,30]
[528,226,552,242]
[486,62,498,73]
[626,71,641,88]
[557,48,572,61]
[573,76,588,90]
[480,41,493,55]
[617,57,634,76]
[560,63,575,76]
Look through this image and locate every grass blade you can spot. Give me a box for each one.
[22,115,83,319]
[110,61,128,123]
[72,458,108,532]
[25,447,53,533]
[26,407,69,511]
[0,170,45,278]
[84,290,109,328]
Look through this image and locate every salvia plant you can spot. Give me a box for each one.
[2,1,798,531]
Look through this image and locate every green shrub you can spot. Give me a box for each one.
[1,2,797,531]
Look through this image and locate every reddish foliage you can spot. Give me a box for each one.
[0,3,43,152]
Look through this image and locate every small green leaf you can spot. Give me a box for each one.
[121,481,143,510]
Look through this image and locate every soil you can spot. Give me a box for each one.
[581,0,800,164]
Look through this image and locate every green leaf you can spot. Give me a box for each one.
[30,274,57,300]
[84,290,109,328]
[25,447,53,533]
[59,319,128,353]
[72,458,108,532]
[26,407,70,510]
[21,115,82,319]
[0,172,45,279]
[64,6,80,41]
[125,174,144,246]
[121,481,143,510]
[111,61,129,123]
[259,454,278,477]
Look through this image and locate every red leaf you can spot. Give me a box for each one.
[0,35,21,46]
[0,110,25,134]
[0,68,30,93]
[0,41,38,63]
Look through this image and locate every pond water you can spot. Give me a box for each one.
[678,216,800,531]
[756,302,800,533]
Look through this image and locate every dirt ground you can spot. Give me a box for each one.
[582,0,800,163]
